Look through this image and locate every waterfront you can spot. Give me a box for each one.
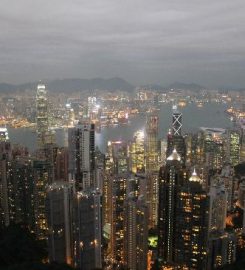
[8,103,233,153]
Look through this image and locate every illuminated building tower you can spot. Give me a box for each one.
[87,97,97,119]
[167,106,186,163]
[129,130,145,174]
[0,139,12,227]
[0,127,9,142]
[200,127,226,170]
[145,114,159,228]
[9,155,35,229]
[158,149,185,266]
[74,190,102,270]
[33,160,52,239]
[172,105,182,136]
[36,84,54,148]
[166,132,186,164]
[42,144,69,183]
[207,232,236,269]
[111,176,127,265]
[102,141,129,263]
[68,123,95,191]
[46,182,75,265]
[240,126,245,162]
[174,169,209,270]
[145,114,159,172]
[123,193,148,270]
[207,180,236,269]
[227,129,240,166]
[209,182,227,232]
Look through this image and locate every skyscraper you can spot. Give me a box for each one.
[123,193,148,270]
[175,169,209,269]
[33,160,52,239]
[68,123,95,191]
[0,139,12,227]
[167,106,186,163]
[172,105,182,136]
[36,84,54,148]
[145,114,159,228]
[46,182,75,265]
[158,149,185,265]
[74,190,102,270]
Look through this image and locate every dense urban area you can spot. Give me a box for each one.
[0,82,244,270]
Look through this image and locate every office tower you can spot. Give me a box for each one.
[167,132,186,163]
[200,127,226,170]
[123,194,148,270]
[129,130,145,174]
[94,148,105,192]
[46,182,74,265]
[209,182,227,232]
[0,140,12,227]
[87,96,97,119]
[172,105,182,136]
[42,144,69,183]
[187,133,204,166]
[216,164,236,211]
[74,190,102,270]
[238,180,245,210]
[0,127,9,142]
[166,106,186,163]
[160,139,167,165]
[145,114,159,228]
[240,125,245,162]
[68,123,95,191]
[145,114,159,172]
[9,155,35,229]
[158,149,185,266]
[207,232,236,269]
[227,129,240,166]
[36,84,54,148]
[175,169,209,270]
[33,160,52,239]
[111,176,127,265]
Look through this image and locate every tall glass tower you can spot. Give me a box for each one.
[36,84,54,147]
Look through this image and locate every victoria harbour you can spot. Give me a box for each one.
[7,103,233,153]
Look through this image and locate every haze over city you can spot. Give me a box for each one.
[1,0,245,88]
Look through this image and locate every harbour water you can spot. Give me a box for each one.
[7,103,233,153]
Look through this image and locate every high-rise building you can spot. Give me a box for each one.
[0,139,12,227]
[46,182,75,265]
[123,194,148,270]
[200,127,226,170]
[74,190,102,270]
[0,127,9,142]
[175,169,209,269]
[172,105,182,136]
[227,129,240,166]
[33,160,52,239]
[158,149,185,266]
[36,84,54,148]
[68,123,95,191]
[209,182,227,232]
[145,114,159,228]
[158,157,209,269]
[207,232,236,269]
[129,130,145,174]
[9,155,35,229]
[166,106,186,163]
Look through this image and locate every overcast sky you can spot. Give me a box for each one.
[1,0,245,88]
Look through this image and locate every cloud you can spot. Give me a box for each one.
[0,0,245,87]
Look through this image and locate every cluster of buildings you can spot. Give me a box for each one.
[0,84,245,270]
